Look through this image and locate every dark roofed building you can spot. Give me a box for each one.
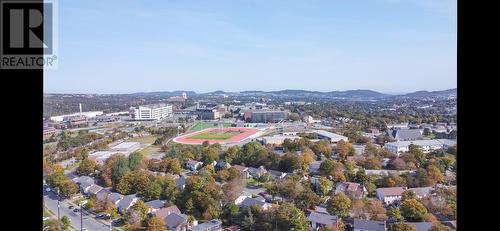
[165,213,190,231]
[191,219,222,231]
[353,219,386,231]
[240,197,270,210]
[145,200,166,214]
[107,192,124,206]
[153,205,181,220]
[247,166,267,178]
[404,222,432,231]
[389,129,423,141]
[96,188,112,202]
[87,184,103,195]
[118,194,139,213]
[307,211,338,230]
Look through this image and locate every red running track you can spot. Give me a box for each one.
[173,127,260,145]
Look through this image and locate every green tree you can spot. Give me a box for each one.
[401,190,417,201]
[111,156,130,183]
[276,202,309,231]
[318,176,333,196]
[59,181,79,198]
[389,223,417,231]
[142,181,162,201]
[61,216,70,231]
[400,199,428,222]
[77,158,97,176]
[387,207,404,222]
[129,152,145,171]
[327,192,351,218]
[241,208,256,231]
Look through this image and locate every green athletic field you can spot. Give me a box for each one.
[189,131,239,140]
[190,122,231,131]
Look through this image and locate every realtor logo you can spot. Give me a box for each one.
[1,0,58,69]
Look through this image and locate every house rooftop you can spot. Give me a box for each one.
[405,222,433,231]
[191,219,222,231]
[154,205,181,220]
[145,200,165,209]
[165,213,189,229]
[376,187,406,196]
[307,211,338,225]
[354,219,386,231]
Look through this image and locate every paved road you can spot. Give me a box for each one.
[43,190,113,231]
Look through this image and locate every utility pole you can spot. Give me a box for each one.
[56,188,60,221]
[80,203,83,231]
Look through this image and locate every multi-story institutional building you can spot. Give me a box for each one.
[132,104,173,120]
[194,108,220,120]
[384,139,457,155]
[244,110,287,123]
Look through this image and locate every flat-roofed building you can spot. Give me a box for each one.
[245,110,286,123]
[261,135,300,145]
[384,139,457,155]
[133,104,173,120]
[314,130,349,143]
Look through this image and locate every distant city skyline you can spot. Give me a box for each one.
[44,0,456,94]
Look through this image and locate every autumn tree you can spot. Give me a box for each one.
[327,192,351,218]
[318,176,333,196]
[400,199,428,222]
[146,216,167,231]
[77,157,98,176]
[387,207,404,222]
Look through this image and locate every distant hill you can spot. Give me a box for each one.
[127,88,456,100]
[400,88,456,98]
[131,90,196,97]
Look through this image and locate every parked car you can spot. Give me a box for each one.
[73,208,80,213]
[69,205,74,209]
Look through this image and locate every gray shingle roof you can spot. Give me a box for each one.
[240,197,266,208]
[307,211,338,225]
[73,176,94,184]
[118,194,138,212]
[165,213,188,229]
[107,193,124,204]
[87,184,103,195]
[354,219,386,231]
[391,129,423,141]
[145,200,165,209]
[191,219,222,231]
[405,222,433,231]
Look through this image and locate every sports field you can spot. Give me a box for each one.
[173,127,260,145]
[189,131,242,140]
[191,122,231,131]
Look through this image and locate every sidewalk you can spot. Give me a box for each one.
[65,200,123,231]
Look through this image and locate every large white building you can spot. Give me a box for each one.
[384,139,457,155]
[50,111,103,122]
[133,104,172,120]
[314,130,349,143]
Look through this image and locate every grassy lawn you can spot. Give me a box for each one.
[247,178,259,187]
[43,209,53,217]
[189,132,237,140]
[128,135,160,144]
[191,122,231,131]
[139,145,162,157]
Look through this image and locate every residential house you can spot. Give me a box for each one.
[239,197,271,210]
[185,160,203,171]
[145,199,166,214]
[107,193,124,206]
[376,187,406,205]
[307,211,338,230]
[404,222,432,231]
[384,139,456,155]
[79,181,94,194]
[215,161,230,171]
[96,188,112,202]
[234,192,252,205]
[118,194,139,214]
[153,205,181,220]
[165,212,194,231]
[176,176,186,190]
[72,176,94,185]
[309,161,323,174]
[247,166,267,179]
[191,219,223,231]
[335,182,367,199]
[87,184,104,196]
[231,165,250,178]
[353,219,386,231]
[407,187,434,199]
[268,170,287,180]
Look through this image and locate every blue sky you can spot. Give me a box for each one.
[44,0,456,94]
